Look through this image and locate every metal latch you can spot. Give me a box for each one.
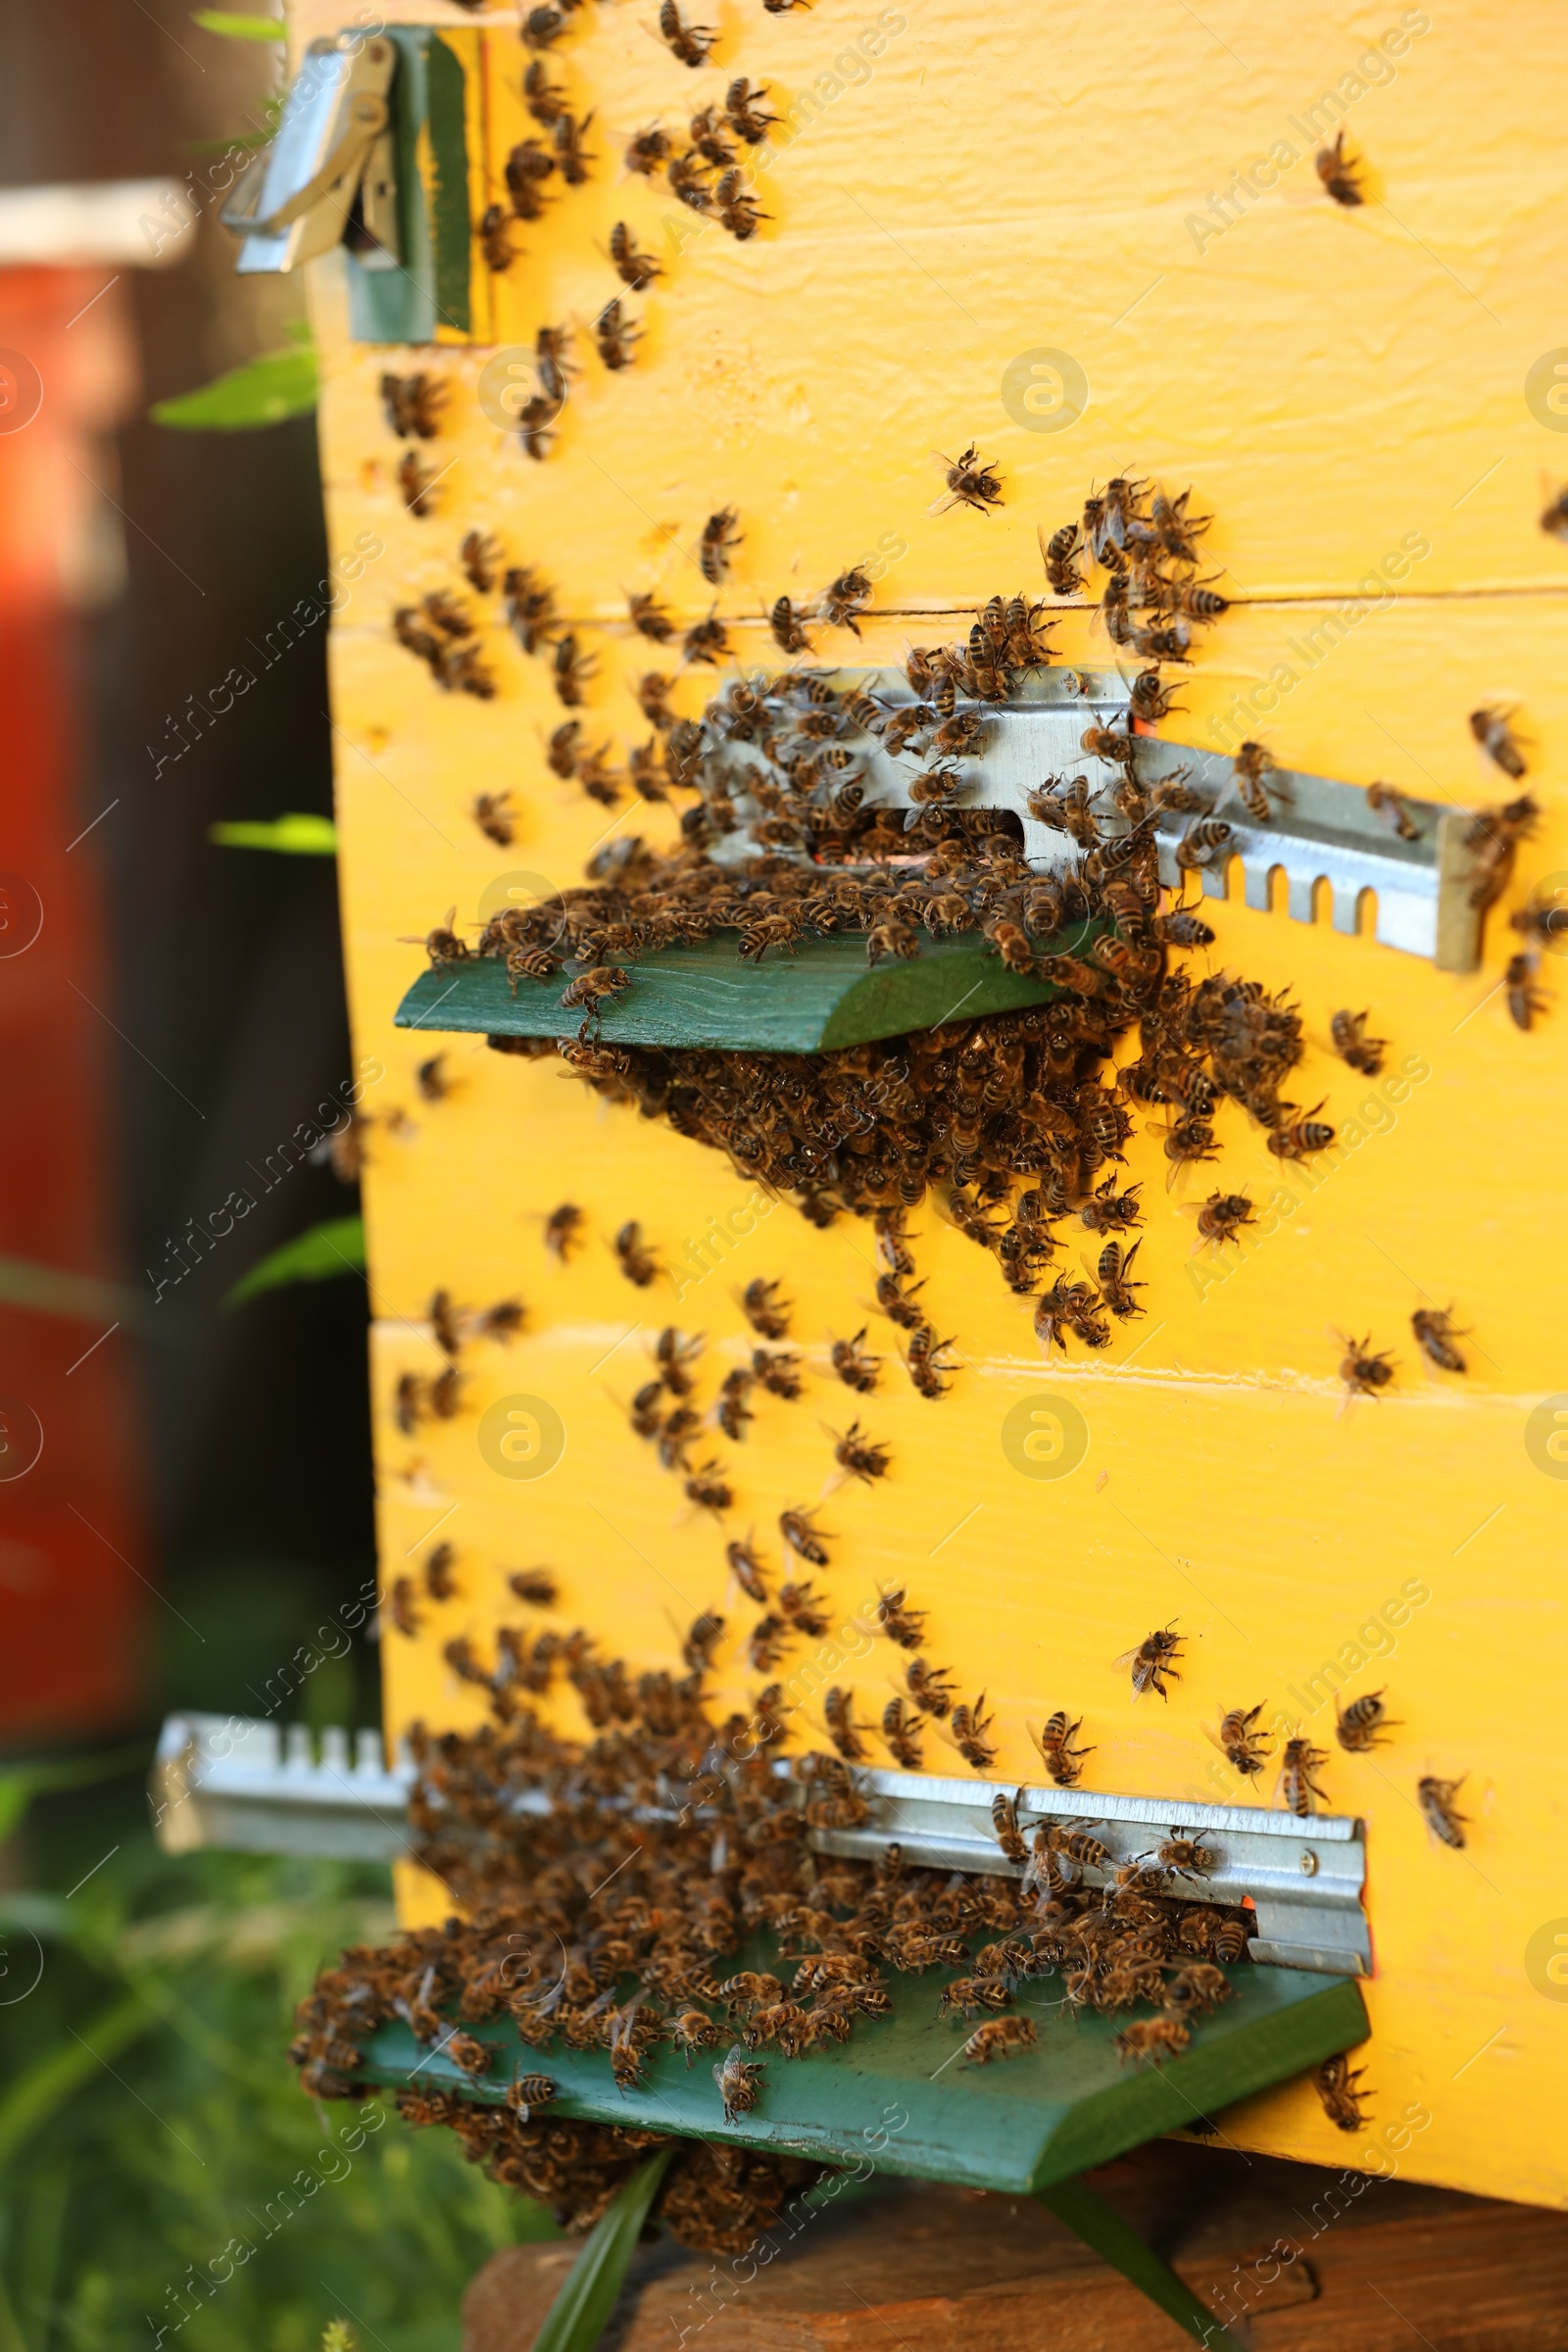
[705,667,1483,971]
[222,33,400,273]
[151,1713,1371,1978]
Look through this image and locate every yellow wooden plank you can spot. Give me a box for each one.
[299,0,1568,2207]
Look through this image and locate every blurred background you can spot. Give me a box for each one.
[0,8,544,2343]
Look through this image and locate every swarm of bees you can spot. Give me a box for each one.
[1040,476,1225,664]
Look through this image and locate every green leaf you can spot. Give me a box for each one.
[191,10,287,36]
[531,2147,675,2352]
[150,344,318,431]
[0,1992,150,2173]
[223,1216,366,1309]
[209,813,338,856]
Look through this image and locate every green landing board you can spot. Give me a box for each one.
[358,1961,1366,2195]
[394,924,1103,1055]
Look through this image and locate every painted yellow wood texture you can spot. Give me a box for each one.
[299,0,1568,2207]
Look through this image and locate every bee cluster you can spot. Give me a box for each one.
[287,1626,1259,2235]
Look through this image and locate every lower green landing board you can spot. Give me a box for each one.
[359,1963,1367,2195]
[393,925,1103,1056]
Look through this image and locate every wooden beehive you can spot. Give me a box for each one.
[296,0,1568,2208]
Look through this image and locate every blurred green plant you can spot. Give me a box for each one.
[150,343,318,432]
[223,1218,367,1310]
[209,815,337,857]
[191,10,287,37]
[0,1771,558,2352]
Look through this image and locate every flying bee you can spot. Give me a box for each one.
[824,1686,869,1762]
[1411,1304,1469,1374]
[831,1420,891,1482]
[741,1277,791,1339]
[874,1587,926,1649]
[1278,1736,1331,1817]
[1315,128,1364,205]
[1094,1240,1144,1319]
[1336,1690,1398,1752]
[950,1695,996,1771]
[1417,1774,1468,1848]
[471,792,515,847]
[1117,1623,1184,1700]
[1469,704,1528,778]
[1315,2054,1371,2132]
[698,507,742,586]
[725,1534,768,1604]
[820,566,872,633]
[1231,739,1288,821]
[1331,1008,1387,1075]
[779,1504,831,1566]
[751,1348,803,1398]
[931,444,1004,516]
[991,1790,1030,1863]
[1335,1330,1395,1398]
[906,1657,956,1719]
[830,1328,880,1393]
[1267,1105,1335,1160]
[624,124,671,176]
[380,370,445,439]
[768,596,813,655]
[596,299,641,370]
[880,1696,926,1769]
[659,0,717,65]
[387,1575,421,1637]
[1210,1703,1271,1778]
[1031,1710,1092,1788]
[613,1219,659,1287]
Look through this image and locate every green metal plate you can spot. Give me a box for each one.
[358,1962,1367,2195]
[394,926,1102,1054]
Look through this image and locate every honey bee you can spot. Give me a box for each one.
[951,1695,996,1771]
[1212,1917,1251,1963]
[1335,1330,1395,1398]
[779,1504,831,1566]
[768,596,813,655]
[820,567,872,634]
[1229,740,1287,822]
[1152,906,1214,947]
[1026,1710,1089,1788]
[1335,1690,1397,1752]
[1469,704,1528,779]
[684,614,731,665]
[543,1202,584,1262]
[725,76,776,142]
[899,1657,953,1721]
[470,792,514,848]
[595,299,641,371]
[552,109,596,186]
[428,1366,463,1419]
[613,1219,659,1287]
[503,565,556,656]
[411,1054,450,1107]
[1410,1304,1469,1374]
[990,1791,1030,1863]
[725,1535,768,1605]
[656,1403,698,1467]
[1365,780,1420,841]
[681,1610,725,1672]
[1115,2017,1191,2068]
[387,1575,421,1637]
[392,1373,425,1436]
[606,220,662,292]
[422,1541,459,1601]
[741,1277,791,1339]
[831,1420,891,1482]
[1278,1736,1330,1818]
[624,125,671,176]
[824,1686,869,1762]
[1151,1827,1215,1881]
[1314,129,1364,205]
[829,1328,880,1393]
[1174,816,1233,870]
[880,1698,925,1769]
[457,532,501,597]
[654,1325,703,1396]
[669,2010,724,2067]
[514,393,560,463]
[1163,1963,1232,2019]
[1314,2053,1371,2132]
[551,633,596,706]
[713,170,768,240]
[396,450,438,514]
[627,592,674,645]
[751,1348,803,1398]
[559,963,630,1021]
[508,1568,558,1606]
[1207,1703,1270,1779]
[932,444,1004,516]
[1039,519,1084,597]
[715,1367,755,1442]
[1331,1008,1387,1075]
[1094,1239,1144,1320]
[660,0,717,66]
[1417,1774,1468,1848]
[778,1580,830,1637]
[380,370,445,439]
[713,2047,765,2123]
[874,1587,926,1650]
[1504,950,1549,1030]
[1267,1106,1336,1160]
[685,1462,733,1515]
[1117,1623,1184,1700]
[698,507,743,586]
[1122,666,1181,724]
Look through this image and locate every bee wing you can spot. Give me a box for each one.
[1111,1644,1146,1672]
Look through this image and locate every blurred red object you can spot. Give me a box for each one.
[0,256,148,1746]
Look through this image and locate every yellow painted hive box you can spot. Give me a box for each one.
[297,0,1568,2209]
